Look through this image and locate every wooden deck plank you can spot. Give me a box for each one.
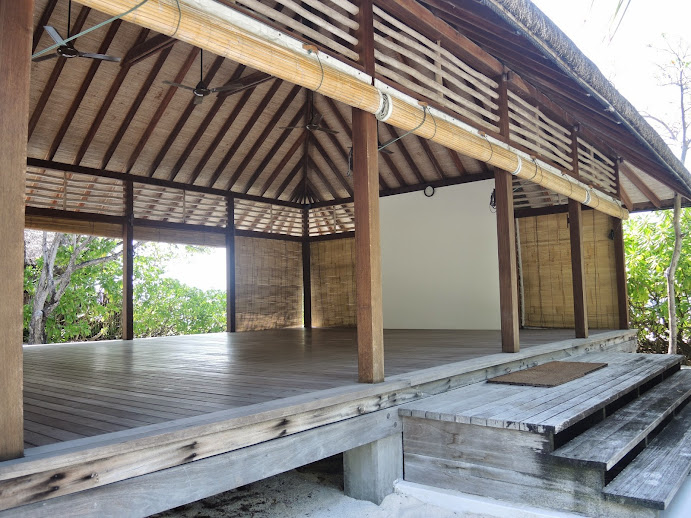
[21,329,617,449]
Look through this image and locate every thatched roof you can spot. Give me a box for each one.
[483,0,691,196]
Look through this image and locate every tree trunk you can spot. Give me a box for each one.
[667,193,683,354]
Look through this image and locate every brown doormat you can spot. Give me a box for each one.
[487,361,608,388]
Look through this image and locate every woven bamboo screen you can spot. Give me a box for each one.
[372,4,499,133]
[519,210,619,329]
[310,238,356,327]
[235,236,304,331]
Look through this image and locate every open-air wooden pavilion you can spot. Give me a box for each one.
[2,0,691,516]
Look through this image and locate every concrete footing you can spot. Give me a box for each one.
[343,433,403,504]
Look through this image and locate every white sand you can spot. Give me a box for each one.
[154,456,464,518]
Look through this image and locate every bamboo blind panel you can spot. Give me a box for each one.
[308,203,355,236]
[373,5,499,133]
[233,0,359,61]
[577,138,617,195]
[25,214,123,239]
[133,184,227,226]
[25,170,124,216]
[235,236,304,331]
[519,211,619,329]
[310,237,356,327]
[234,198,304,236]
[507,90,573,171]
[133,226,226,247]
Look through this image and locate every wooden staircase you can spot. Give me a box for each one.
[399,352,691,518]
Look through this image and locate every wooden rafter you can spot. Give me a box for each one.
[382,125,427,184]
[620,185,633,211]
[32,0,59,53]
[74,27,150,166]
[447,148,466,175]
[307,155,341,200]
[125,46,199,173]
[620,165,663,208]
[28,6,91,140]
[46,19,122,161]
[101,43,174,170]
[416,137,446,180]
[225,83,301,191]
[205,79,282,188]
[146,55,225,177]
[273,158,304,200]
[257,129,308,196]
[167,63,247,182]
[310,132,353,196]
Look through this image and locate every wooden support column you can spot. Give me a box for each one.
[0,0,32,461]
[612,163,629,329]
[569,128,588,338]
[353,0,384,383]
[495,72,519,352]
[302,208,312,328]
[226,196,236,332]
[122,181,134,340]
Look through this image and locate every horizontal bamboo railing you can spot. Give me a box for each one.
[76,0,628,219]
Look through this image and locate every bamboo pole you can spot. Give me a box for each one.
[78,0,628,219]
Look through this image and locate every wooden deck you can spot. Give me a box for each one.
[22,328,593,449]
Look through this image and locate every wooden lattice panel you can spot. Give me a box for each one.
[234,198,304,236]
[308,203,355,236]
[512,178,567,210]
[373,5,499,132]
[133,184,227,226]
[577,138,617,195]
[25,169,124,215]
[233,0,359,61]
[508,91,573,171]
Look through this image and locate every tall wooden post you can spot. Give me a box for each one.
[569,128,588,338]
[0,0,32,461]
[226,196,236,332]
[613,161,629,329]
[353,0,384,382]
[302,208,312,328]
[495,72,519,352]
[122,181,134,340]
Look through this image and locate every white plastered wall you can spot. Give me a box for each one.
[380,180,500,329]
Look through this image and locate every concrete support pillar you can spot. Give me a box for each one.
[343,433,403,504]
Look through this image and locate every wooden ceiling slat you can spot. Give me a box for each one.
[101,43,174,170]
[186,87,255,185]
[206,79,282,188]
[620,165,662,208]
[310,133,353,197]
[125,46,199,173]
[146,55,225,177]
[168,63,247,182]
[258,130,308,196]
[46,19,122,161]
[383,125,427,184]
[226,83,302,191]
[243,106,306,195]
[32,0,59,53]
[73,27,149,166]
[29,6,91,140]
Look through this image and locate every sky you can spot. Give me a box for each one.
[168,0,690,290]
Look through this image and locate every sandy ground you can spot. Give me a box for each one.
[153,455,464,518]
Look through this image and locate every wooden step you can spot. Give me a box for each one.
[603,400,691,510]
[552,369,691,470]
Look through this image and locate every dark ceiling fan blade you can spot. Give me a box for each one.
[44,25,67,46]
[193,95,205,105]
[314,127,339,135]
[163,80,196,92]
[79,52,121,62]
[32,52,59,63]
[379,147,395,155]
[279,126,305,130]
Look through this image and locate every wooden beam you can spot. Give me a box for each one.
[302,208,312,328]
[32,0,59,53]
[121,33,175,66]
[620,164,663,208]
[122,182,134,340]
[353,108,384,382]
[27,158,304,208]
[273,160,304,201]
[448,149,466,175]
[226,196,236,332]
[0,0,32,461]
[612,218,630,330]
[568,129,588,338]
[382,125,427,184]
[258,129,308,196]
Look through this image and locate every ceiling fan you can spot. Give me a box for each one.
[281,92,339,135]
[32,0,121,63]
[164,50,266,105]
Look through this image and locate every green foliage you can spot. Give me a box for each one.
[23,237,225,343]
[625,209,691,360]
